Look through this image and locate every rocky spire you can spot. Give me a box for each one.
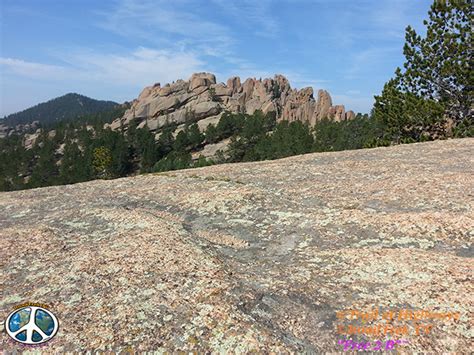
[108,72,355,132]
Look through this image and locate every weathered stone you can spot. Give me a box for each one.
[242,78,256,99]
[192,101,221,120]
[191,137,231,160]
[226,76,242,94]
[108,118,123,131]
[138,83,160,101]
[345,110,356,120]
[196,113,223,131]
[314,89,333,121]
[1,139,472,352]
[212,83,232,97]
[23,132,40,149]
[328,105,345,122]
[113,73,353,135]
[190,72,217,92]
[281,87,316,124]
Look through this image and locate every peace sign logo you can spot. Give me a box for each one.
[5,306,59,345]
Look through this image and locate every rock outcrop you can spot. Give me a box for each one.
[345,110,356,121]
[1,138,472,352]
[328,105,346,122]
[108,73,355,133]
[0,120,40,139]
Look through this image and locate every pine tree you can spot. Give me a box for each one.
[112,132,133,176]
[0,134,30,190]
[29,136,59,188]
[173,130,189,152]
[187,123,204,149]
[399,0,472,134]
[208,87,220,102]
[59,140,84,184]
[153,151,192,172]
[134,128,157,173]
[216,112,243,139]
[227,136,247,162]
[157,127,175,157]
[373,77,446,143]
[205,123,219,144]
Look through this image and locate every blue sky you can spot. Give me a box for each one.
[0,0,433,116]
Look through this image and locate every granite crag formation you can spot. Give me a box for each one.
[0,138,472,352]
[107,73,355,134]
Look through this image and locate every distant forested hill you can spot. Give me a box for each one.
[2,93,119,126]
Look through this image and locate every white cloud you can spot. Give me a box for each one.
[370,0,427,39]
[65,47,205,86]
[1,47,204,88]
[211,0,278,38]
[343,47,399,80]
[97,0,234,56]
[0,58,74,80]
[0,47,206,116]
[281,71,330,90]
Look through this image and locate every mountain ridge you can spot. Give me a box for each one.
[107,72,355,134]
[2,93,119,127]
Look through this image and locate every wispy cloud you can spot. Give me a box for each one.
[1,47,204,88]
[320,0,428,47]
[63,47,204,85]
[282,71,330,90]
[343,47,399,80]
[0,58,75,80]
[1,0,433,116]
[211,0,278,38]
[370,0,423,39]
[97,0,234,56]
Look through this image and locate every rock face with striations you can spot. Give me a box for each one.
[1,138,472,352]
[108,73,355,133]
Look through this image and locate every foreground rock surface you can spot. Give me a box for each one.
[0,139,473,352]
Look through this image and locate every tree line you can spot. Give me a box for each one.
[0,110,381,191]
[0,1,471,191]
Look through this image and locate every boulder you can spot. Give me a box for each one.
[24,132,41,150]
[107,119,123,131]
[328,105,345,122]
[226,93,246,113]
[189,73,216,92]
[261,101,276,114]
[191,138,231,160]
[281,87,317,124]
[245,98,265,115]
[212,83,232,97]
[345,110,356,120]
[192,101,221,120]
[196,113,223,131]
[314,90,332,121]
[226,77,242,94]
[242,78,256,100]
[138,83,160,101]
